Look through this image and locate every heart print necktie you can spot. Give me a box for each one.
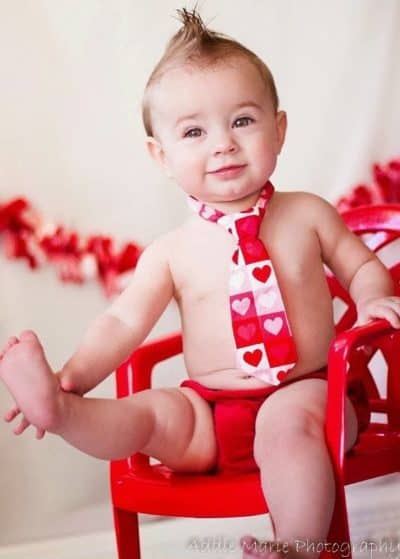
[187,181,298,385]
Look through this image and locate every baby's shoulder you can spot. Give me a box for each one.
[274,189,328,208]
[141,229,179,264]
[273,190,335,225]
[148,219,197,259]
[168,214,209,240]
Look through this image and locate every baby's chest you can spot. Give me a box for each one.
[174,225,321,303]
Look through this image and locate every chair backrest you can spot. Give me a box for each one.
[327,205,400,333]
[328,205,400,421]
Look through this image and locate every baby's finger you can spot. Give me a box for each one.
[371,304,400,328]
[4,406,21,422]
[381,298,400,317]
[13,416,30,436]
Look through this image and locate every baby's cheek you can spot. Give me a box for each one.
[252,145,277,177]
[173,167,203,197]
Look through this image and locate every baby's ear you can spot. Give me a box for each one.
[275,111,287,154]
[146,137,174,179]
[146,136,162,161]
[146,137,170,174]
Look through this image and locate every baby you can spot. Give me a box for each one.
[1,9,399,559]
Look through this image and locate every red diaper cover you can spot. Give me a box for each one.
[181,369,370,473]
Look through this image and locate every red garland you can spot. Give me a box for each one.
[336,157,400,211]
[0,198,142,296]
[0,157,398,296]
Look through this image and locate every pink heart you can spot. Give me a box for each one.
[244,241,263,258]
[237,324,256,341]
[232,297,251,316]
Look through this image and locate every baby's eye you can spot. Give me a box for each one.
[233,116,254,128]
[183,127,203,138]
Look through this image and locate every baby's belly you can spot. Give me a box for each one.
[179,295,336,390]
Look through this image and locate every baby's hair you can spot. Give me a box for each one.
[142,8,279,137]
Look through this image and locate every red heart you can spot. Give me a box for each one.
[252,265,271,283]
[232,249,239,264]
[243,349,262,367]
[277,370,288,381]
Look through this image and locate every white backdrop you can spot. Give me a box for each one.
[0,0,399,545]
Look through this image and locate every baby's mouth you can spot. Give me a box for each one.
[209,164,246,173]
[208,164,247,177]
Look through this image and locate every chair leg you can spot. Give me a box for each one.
[113,507,141,559]
[323,484,352,559]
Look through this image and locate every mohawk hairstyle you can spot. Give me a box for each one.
[142,8,279,137]
[172,7,216,45]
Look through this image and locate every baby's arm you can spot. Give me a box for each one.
[5,234,175,438]
[306,193,400,328]
[58,234,175,395]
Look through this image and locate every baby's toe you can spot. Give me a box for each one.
[241,535,261,558]
[2,336,19,354]
[1,336,19,358]
[4,406,21,422]
[13,416,30,435]
[240,536,280,558]
[241,535,258,548]
[19,330,39,343]
[7,336,19,347]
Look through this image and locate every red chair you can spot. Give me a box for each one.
[110,204,400,559]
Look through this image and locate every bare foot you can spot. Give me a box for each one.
[241,535,288,559]
[0,331,65,433]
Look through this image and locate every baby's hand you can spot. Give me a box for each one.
[356,296,400,329]
[4,405,46,439]
[57,370,87,396]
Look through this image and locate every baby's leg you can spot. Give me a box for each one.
[243,378,358,559]
[0,332,217,469]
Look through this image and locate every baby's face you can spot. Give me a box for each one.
[147,57,286,204]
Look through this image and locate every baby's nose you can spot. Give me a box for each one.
[214,135,238,156]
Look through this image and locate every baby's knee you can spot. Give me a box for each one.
[254,405,325,461]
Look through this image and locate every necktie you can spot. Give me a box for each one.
[187,181,298,385]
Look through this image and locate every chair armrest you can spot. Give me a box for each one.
[113,332,183,470]
[115,331,183,397]
[325,318,399,478]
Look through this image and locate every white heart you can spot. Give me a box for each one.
[232,297,251,316]
[264,317,283,335]
[258,291,277,309]
[230,271,245,290]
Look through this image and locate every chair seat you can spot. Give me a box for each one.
[111,463,266,517]
[111,427,400,519]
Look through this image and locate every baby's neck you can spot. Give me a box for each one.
[202,188,264,214]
